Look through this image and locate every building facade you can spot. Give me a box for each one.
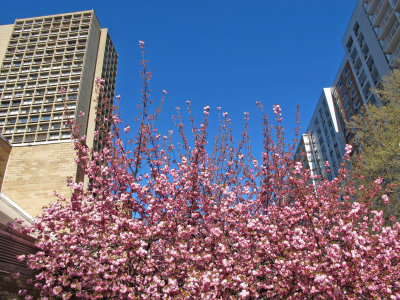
[295,88,347,180]
[0,11,117,216]
[297,0,400,179]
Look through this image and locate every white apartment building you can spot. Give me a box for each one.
[297,0,400,179]
[296,88,346,180]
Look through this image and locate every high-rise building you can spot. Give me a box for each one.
[297,0,400,179]
[0,11,118,216]
[295,88,347,180]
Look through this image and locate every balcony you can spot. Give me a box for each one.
[389,0,398,8]
[378,6,395,38]
[384,19,400,52]
[364,1,372,14]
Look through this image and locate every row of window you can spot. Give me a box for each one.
[3,51,85,62]
[0,72,81,83]
[8,38,88,51]
[1,65,83,78]
[6,131,72,144]
[15,13,92,27]
[0,103,76,116]
[2,121,67,132]
[0,82,78,92]
[1,62,83,73]
[7,42,87,55]
[1,89,78,100]
[1,111,74,125]
[13,21,91,34]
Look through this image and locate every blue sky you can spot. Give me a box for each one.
[1,0,356,155]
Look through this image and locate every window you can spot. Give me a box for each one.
[343,95,350,109]
[12,136,23,143]
[353,97,361,110]
[40,124,49,131]
[358,70,367,87]
[346,37,353,52]
[362,44,370,59]
[51,122,61,130]
[18,117,27,124]
[350,48,358,63]
[36,133,47,141]
[337,77,343,90]
[344,66,349,77]
[350,86,357,99]
[41,115,51,121]
[371,67,380,85]
[30,116,39,122]
[346,77,353,88]
[354,59,362,75]
[49,133,59,140]
[357,32,365,47]
[53,114,62,120]
[353,22,360,36]
[366,56,375,72]
[363,82,371,99]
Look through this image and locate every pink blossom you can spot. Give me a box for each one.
[345,144,353,156]
[53,286,62,295]
[382,194,389,204]
[239,289,250,298]
[18,41,400,300]
[273,104,281,116]
[17,255,25,261]
[375,177,383,185]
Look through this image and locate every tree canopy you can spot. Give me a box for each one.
[350,69,400,220]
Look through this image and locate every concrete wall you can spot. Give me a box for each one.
[1,141,77,216]
[86,28,108,150]
[0,136,11,192]
[0,24,13,66]
[76,12,101,137]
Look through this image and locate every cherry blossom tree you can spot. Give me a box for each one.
[17,42,400,299]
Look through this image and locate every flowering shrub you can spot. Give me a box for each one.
[17,42,400,299]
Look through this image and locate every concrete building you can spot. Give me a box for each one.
[297,0,400,179]
[295,88,347,180]
[0,11,118,216]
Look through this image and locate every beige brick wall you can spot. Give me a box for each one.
[0,24,13,65]
[2,142,77,217]
[0,137,11,191]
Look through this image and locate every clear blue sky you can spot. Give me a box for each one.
[1,0,356,154]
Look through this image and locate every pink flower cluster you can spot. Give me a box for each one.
[18,42,400,299]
